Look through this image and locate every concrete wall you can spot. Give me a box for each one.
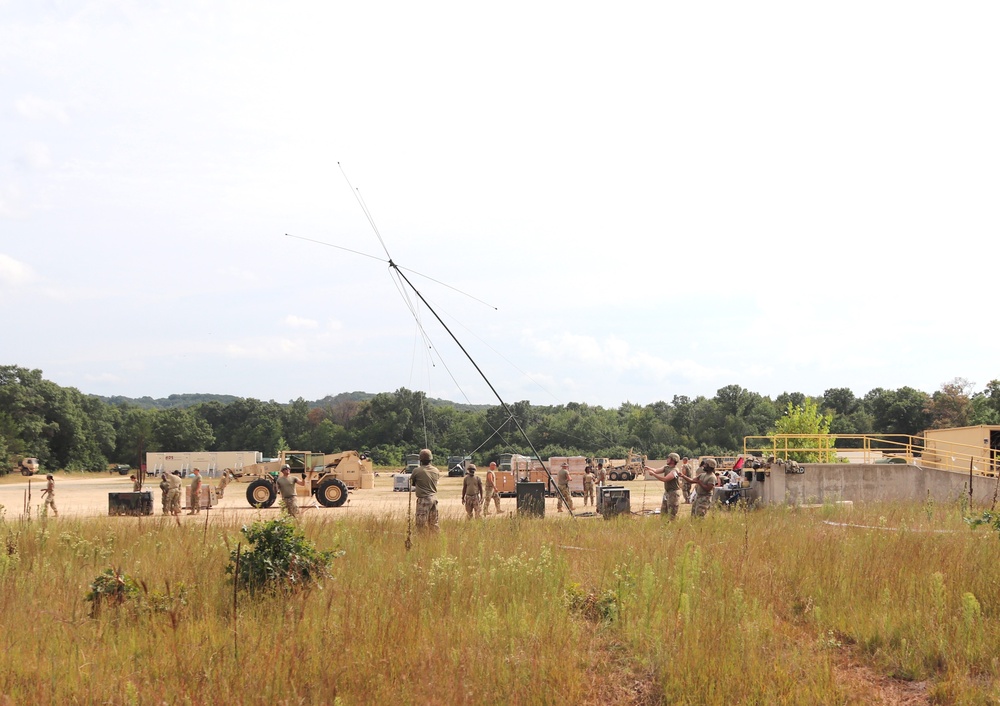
[759,464,998,506]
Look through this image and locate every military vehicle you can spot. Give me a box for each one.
[235,450,373,508]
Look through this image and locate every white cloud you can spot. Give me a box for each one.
[0,183,26,219]
[14,95,70,124]
[83,372,123,384]
[0,253,36,286]
[523,330,729,383]
[226,338,310,361]
[16,141,53,171]
[284,315,318,329]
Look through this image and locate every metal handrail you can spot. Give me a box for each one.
[743,434,999,477]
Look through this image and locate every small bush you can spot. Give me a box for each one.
[86,567,140,617]
[226,518,341,594]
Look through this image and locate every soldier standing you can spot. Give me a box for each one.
[679,458,719,518]
[410,449,440,533]
[276,465,304,519]
[166,471,183,520]
[556,462,574,514]
[159,473,170,514]
[645,453,682,520]
[462,465,483,519]
[483,462,502,515]
[130,474,141,492]
[186,468,203,515]
[217,469,231,499]
[679,457,694,503]
[596,462,607,487]
[582,465,596,506]
[41,474,58,517]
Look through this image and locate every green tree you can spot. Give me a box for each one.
[770,398,836,462]
[863,387,931,436]
[152,408,215,451]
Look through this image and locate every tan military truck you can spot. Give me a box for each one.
[18,457,40,476]
[234,450,374,508]
[608,450,646,481]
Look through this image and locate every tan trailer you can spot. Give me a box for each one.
[235,450,374,508]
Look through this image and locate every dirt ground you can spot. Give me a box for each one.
[0,472,661,522]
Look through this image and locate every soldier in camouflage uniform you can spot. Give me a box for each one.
[42,474,58,517]
[166,471,183,518]
[645,453,682,520]
[582,466,596,506]
[680,458,718,518]
[679,457,694,503]
[483,462,502,515]
[186,468,203,515]
[277,465,304,519]
[556,462,574,513]
[410,449,440,533]
[159,473,170,515]
[462,465,483,519]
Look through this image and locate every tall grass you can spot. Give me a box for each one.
[0,502,998,704]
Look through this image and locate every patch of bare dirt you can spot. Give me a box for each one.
[830,653,930,706]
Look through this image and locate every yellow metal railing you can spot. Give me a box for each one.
[743,434,999,477]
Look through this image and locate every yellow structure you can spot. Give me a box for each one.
[921,425,1000,476]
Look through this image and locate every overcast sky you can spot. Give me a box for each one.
[2,0,998,409]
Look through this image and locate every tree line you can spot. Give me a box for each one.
[2,365,998,471]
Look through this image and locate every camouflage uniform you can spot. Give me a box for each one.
[159,475,170,514]
[187,471,203,514]
[582,470,596,506]
[217,471,231,498]
[679,460,694,503]
[462,470,483,519]
[691,461,718,518]
[657,454,683,520]
[43,476,58,517]
[556,465,574,513]
[411,460,440,533]
[483,467,501,515]
[277,473,301,519]
[166,472,182,516]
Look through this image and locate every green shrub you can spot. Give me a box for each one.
[86,567,140,617]
[226,518,341,594]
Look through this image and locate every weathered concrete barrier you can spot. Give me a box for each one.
[759,464,998,506]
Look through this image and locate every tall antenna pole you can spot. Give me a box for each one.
[390,261,574,517]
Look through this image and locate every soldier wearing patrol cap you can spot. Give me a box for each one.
[462,464,483,519]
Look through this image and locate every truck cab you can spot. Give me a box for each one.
[19,457,40,476]
[447,454,472,477]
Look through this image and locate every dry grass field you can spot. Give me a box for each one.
[0,473,998,705]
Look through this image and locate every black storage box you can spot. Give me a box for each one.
[108,491,153,516]
[598,486,630,518]
[516,482,546,517]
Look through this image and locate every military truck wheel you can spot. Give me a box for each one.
[609,471,619,481]
[21,469,33,477]
[316,478,348,507]
[246,479,276,508]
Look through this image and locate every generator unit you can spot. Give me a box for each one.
[598,486,630,518]
[516,481,546,517]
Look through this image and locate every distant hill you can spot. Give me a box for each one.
[97,390,490,412]
[98,393,241,409]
